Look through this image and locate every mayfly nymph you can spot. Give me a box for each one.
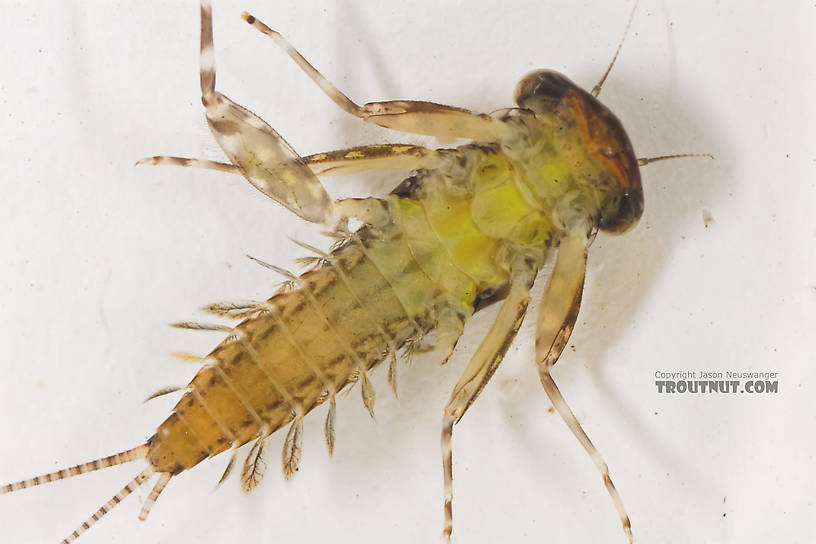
[1,1,709,542]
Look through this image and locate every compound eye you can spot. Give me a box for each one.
[514,70,577,110]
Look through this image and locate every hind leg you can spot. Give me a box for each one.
[137,142,447,179]
[148,3,474,221]
[241,11,513,143]
[198,1,331,222]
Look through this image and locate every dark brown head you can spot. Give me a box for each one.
[514,70,643,234]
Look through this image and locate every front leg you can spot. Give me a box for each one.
[535,225,633,543]
[441,258,538,542]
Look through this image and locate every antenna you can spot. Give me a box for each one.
[638,153,714,166]
[592,0,639,97]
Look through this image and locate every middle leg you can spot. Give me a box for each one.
[440,257,538,542]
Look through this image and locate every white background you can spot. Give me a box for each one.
[0,1,814,543]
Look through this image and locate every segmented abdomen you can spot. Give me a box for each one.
[147,209,438,474]
[146,146,531,475]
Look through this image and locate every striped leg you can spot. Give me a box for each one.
[441,258,538,542]
[198,1,330,223]
[241,11,513,143]
[135,155,239,173]
[137,143,447,181]
[535,226,633,543]
[304,145,448,176]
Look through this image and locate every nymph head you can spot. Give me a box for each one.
[514,69,643,234]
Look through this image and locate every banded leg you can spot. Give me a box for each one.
[199,1,330,223]
[304,144,449,176]
[535,226,633,543]
[241,12,513,142]
[137,143,448,179]
[441,259,538,542]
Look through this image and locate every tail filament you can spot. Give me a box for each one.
[0,444,172,543]
[61,467,155,544]
[1,445,149,494]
